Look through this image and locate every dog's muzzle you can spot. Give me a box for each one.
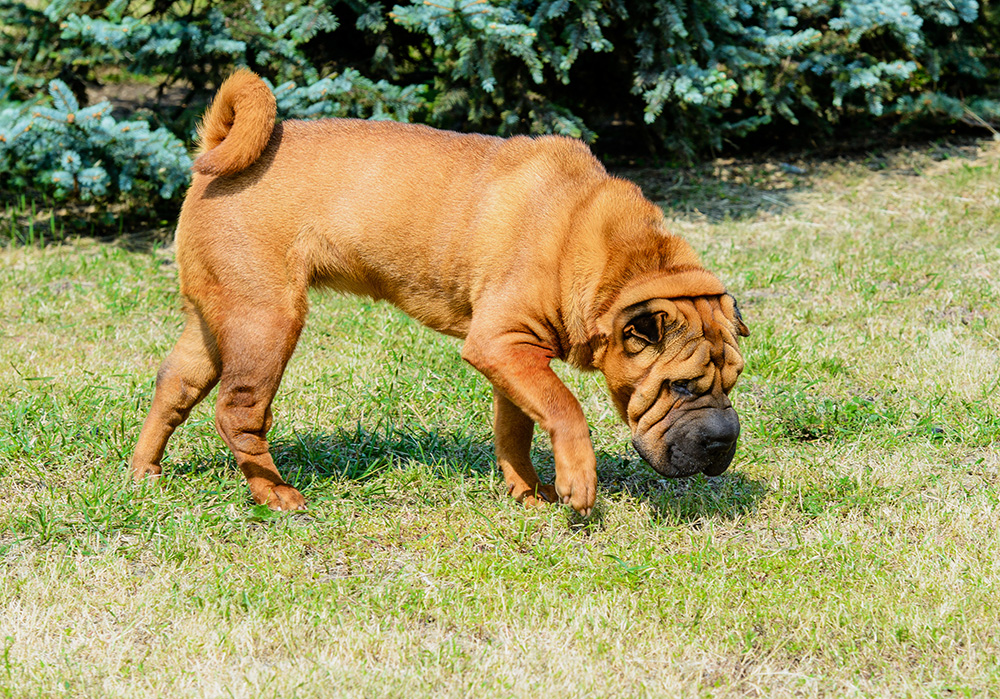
[633,406,740,478]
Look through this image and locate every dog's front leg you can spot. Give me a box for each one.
[463,331,597,516]
[492,389,559,506]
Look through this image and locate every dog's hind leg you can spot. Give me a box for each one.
[492,389,558,506]
[212,304,306,511]
[132,306,221,480]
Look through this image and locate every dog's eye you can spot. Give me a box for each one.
[672,381,694,397]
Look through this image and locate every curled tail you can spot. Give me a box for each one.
[192,69,277,176]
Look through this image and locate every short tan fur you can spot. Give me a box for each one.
[132,70,749,515]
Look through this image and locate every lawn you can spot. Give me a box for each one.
[1,140,998,698]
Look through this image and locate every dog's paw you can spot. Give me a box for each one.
[265,484,307,511]
[555,470,596,517]
[130,462,163,482]
[514,483,559,508]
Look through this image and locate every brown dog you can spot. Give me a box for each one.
[131,70,749,516]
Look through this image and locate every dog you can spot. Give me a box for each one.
[131,69,749,516]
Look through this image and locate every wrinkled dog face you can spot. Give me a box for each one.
[600,294,749,478]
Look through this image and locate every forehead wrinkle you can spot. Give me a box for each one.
[639,337,700,391]
[673,330,707,366]
[712,304,735,339]
[673,299,704,336]
[649,297,744,393]
[694,297,727,365]
[656,341,711,388]
[673,300,733,375]
[700,297,745,390]
[656,302,704,359]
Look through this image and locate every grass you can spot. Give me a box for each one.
[1,140,999,698]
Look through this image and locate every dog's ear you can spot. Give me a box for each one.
[725,294,750,337]
[624,311,666,348]
[733,300,749,337]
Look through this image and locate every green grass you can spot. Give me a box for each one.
[2,141,999,698]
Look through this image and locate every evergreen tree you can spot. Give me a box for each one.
[1,0,997,209]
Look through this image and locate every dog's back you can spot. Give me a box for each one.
[178,71,618,337]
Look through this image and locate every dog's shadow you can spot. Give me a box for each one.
[174,422,767,525]
[604,466,769,526]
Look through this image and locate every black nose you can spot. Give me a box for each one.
[698,409,740,448]
[698,409,740,475]
[632,407,742,478]
[703,438,734,457]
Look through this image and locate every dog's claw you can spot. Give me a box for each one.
[555,472,597,516]
[514,483,559,508]
[520,494,548,508]
[537,483,559,503]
